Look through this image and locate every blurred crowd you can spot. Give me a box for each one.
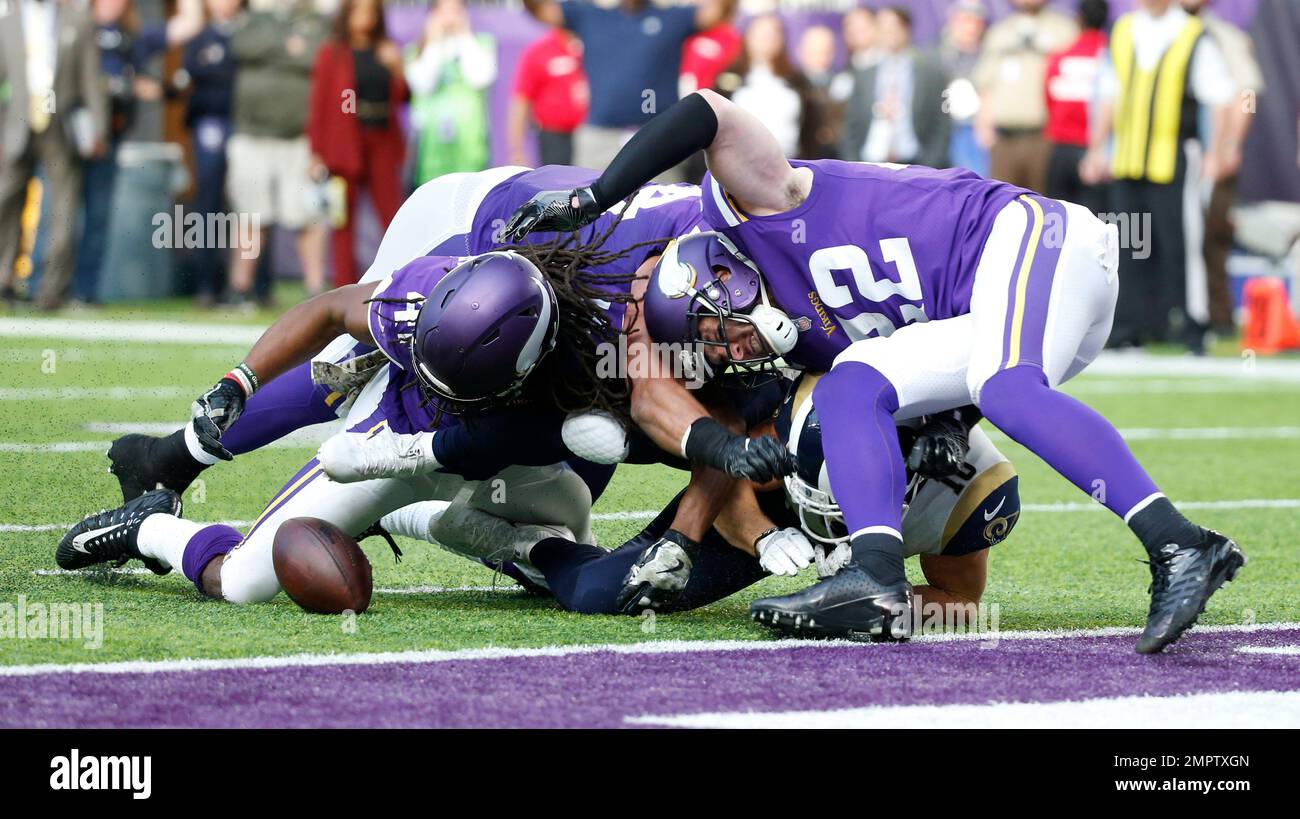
[0,0,1286,349]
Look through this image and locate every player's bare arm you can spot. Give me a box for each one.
[241,283,378,389]
[190,283,377,461]
[503,90,808,241]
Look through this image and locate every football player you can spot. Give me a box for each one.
[65,169,798,604]
[504,90,1245,653]
[493,371,1019,621]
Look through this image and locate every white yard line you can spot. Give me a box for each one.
[8,426,1298,456]
[626,690,1300,729]
[0,621,1294,678]
[5,497,1298,535]
[1237,645,1300,657]
[1086,350,1300,380]
[0,317,265,346]
[0,386,193,400]
[1064,379,1300,395]
[374,585,508,595]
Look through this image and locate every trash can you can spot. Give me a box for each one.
[98,142,190,302]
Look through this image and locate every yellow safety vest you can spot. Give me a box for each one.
[1110,13,1204,184]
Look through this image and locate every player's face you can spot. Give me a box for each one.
[697,316,768,369]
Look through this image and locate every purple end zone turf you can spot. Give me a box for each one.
[3,627,1298,728]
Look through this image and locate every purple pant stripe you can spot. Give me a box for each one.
[1007,195,1068,369]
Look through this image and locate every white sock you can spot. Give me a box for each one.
[137,514,204,570]
[380,501,450,541]
[183,422,222,466]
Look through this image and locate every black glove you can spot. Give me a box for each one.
[907,414,970,478]
[684,418,796,483]
[190,377,247,461]
[502,187,601,242]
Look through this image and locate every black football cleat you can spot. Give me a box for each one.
[750,566,913,642]
[107,432,205,502]
[56,489,182,573]
[1136,529,1246,654]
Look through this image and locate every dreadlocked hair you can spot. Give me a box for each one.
[364,199,675,426]
[496,201,671,425]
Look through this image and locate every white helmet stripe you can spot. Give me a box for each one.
[515,277,553,375]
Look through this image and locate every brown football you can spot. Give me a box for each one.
[272,517,373,614]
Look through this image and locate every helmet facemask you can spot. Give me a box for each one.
[685,272,796,389]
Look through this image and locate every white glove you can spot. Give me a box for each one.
[814,541,852,579]
[318,427,439,483]
[756,527,815,577]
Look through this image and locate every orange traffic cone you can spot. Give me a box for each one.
[1241,277,1300,355]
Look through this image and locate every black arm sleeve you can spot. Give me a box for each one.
[589,92,719,208]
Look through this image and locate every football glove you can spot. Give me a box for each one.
[907,413,970,478]
[502,187,601,242]
[685,418,797,484]
[756,527,815,577]
[318,428,440,483]
[190,376,247,461]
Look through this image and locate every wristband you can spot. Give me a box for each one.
[224,363,260,397]
[752,526,780,553]
[682,417,736,465]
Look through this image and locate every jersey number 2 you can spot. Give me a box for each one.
[808,239,928,339]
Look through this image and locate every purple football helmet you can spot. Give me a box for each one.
[643,232,796,384]
[410,251,559,408]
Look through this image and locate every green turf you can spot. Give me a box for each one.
[1,311,1297,666]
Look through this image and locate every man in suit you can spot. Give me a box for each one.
[840,5,951,169]
[0,0,107,310]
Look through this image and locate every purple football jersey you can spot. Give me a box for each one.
[366,255,460,432]
[472,166,705,332]
[701,160,1027,369]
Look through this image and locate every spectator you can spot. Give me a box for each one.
[798,24,843,160]
[1182,0,1265,333]
[1043,0,1108,214]
[74,0,204,306]
[973,0,1077,192]
[842,5,880,72]
[405,0,496,185]
[523,0,735,177]
[715,14,806,159]
[680,17,742,98]
[0,0,107,310]
[309,0,407,287]
[182,0,243,308]
[679,17,742,182]
[841,6,951,169]
[939,0,989,176]
[508,25,587,167]
[1082,0,1236,352]
[226,0,330,304]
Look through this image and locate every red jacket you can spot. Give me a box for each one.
[1044,30,1107,148]
[308,41,408,181]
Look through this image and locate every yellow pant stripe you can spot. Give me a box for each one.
[1007,196,1045,369]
